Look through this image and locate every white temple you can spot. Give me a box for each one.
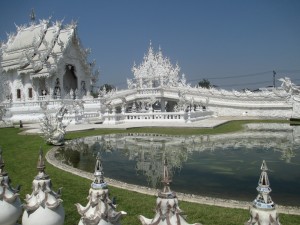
[0,15,99,122]
[99,44,300,124]
[0,15,300,125]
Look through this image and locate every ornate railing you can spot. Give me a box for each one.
[102,110,214,124]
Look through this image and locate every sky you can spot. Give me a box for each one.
[0,0,299,90]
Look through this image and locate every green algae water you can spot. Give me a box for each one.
[56,123,300,206]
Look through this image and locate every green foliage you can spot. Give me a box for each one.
[100,83,116,93]
[198,79,211,89]
[0,121,299,225]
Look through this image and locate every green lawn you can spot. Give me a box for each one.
[1,120,299,225]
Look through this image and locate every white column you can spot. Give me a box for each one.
[161,99,166,112]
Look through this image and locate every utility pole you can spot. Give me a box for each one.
[30,8,36,23]
[273,70,276,88]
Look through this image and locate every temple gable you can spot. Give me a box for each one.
[0,18,94,103]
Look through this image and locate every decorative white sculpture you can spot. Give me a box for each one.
[75,152,127,225]
[279,77,300,96]
[245,160,281,225]
[0,147,22,225]
[130,43,186,89]
[22,148,65,225]
[40,105,68,145]
[139,159,202,225]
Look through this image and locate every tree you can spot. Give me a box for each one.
[198,79,211,89]
[99,84,116,93]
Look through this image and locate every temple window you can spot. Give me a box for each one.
[28,88,33,99]
[17,89,21,99]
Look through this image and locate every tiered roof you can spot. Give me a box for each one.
[129,43,187,88]
[0,18,92,79]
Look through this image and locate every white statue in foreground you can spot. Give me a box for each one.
[139,159,202,225]
[75,152,127,225]
[22,148,65,225]
[245,160,281,225]
[40,105,68,145]
[0,147,22,225]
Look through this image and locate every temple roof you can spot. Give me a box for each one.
[129,43,185,89]
[0,18,91,78]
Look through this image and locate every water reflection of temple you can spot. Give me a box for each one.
[58,123,300,188]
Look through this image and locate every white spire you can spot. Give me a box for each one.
[245,160,281,225]
[76,151,126,225]
[139,156,202,225]
[22,148,65,225]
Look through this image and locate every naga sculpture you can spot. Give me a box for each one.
[40,105,68,145]
[279,77,300,96]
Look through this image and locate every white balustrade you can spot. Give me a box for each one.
[102,110,214,124]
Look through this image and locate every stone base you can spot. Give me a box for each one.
[245,206,281,225]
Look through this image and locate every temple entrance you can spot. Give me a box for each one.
[166,101,176,112]
[63,65,77,93]
[39,78,48,96]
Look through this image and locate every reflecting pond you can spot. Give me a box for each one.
[56,123,300,206]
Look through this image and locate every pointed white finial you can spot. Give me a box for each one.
[158,158,176,198]
[91,152,107,189]
[245,161,281,224]
[35,147,49,180]
[261,160,268,171]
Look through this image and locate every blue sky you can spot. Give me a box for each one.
[0,0,299,90]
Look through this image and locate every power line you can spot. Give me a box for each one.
[187,69,300,82]
[104,69,300,89]
[217,80,272,88]
[207,71,272,80]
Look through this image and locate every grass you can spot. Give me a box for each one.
[1,120,299,225]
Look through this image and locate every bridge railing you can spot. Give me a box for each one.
[102,110,214,124]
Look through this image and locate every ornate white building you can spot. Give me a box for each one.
[100,44,300,124]
[0,16,299,124]
[0,16,99,122]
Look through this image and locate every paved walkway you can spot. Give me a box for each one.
[21,116,260,134]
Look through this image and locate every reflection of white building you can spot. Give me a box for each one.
[79,124,300,174]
